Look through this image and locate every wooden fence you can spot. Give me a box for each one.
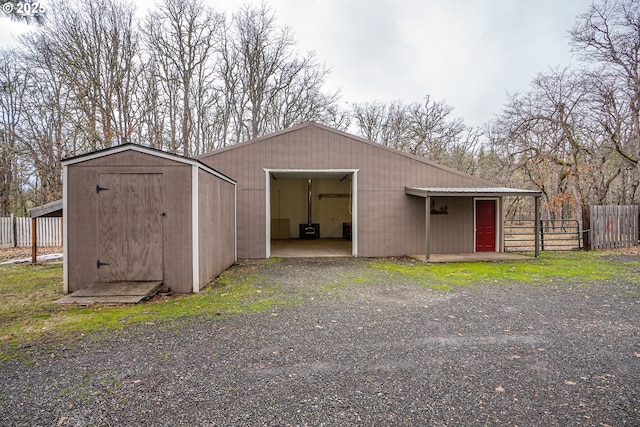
[0,215,63,248]
[590,205,639,250]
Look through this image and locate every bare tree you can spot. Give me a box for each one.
[144,0,222,156]
[17,34,78,205]
[0,49,28,215]
[351,97,466,164]
[218,3,337,144]
[40,0,142,150]
[488,67,639,246]
[570,0,640,169]
[0,0,348,208]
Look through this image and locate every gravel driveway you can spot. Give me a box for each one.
[1,257,639,426]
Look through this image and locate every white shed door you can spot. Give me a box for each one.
[97,173,163,282]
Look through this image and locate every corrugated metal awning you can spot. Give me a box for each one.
[405,187,542,198]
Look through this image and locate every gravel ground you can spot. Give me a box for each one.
[1,257,639,426]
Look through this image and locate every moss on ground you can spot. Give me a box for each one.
[1,250,638,360]
[369,251,640,288]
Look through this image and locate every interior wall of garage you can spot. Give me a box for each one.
[270,177,352,238]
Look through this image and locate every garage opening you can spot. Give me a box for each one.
[265,169,358,257]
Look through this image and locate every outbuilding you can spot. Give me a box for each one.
[62,144,236,294]
[198,122,541,260]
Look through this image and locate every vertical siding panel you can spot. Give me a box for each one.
[325,128,334,169]
[282,132,289,169]
[365,144,376,257]
[374,145,383,256]
[311,125,320,169]
[320,128,328,168]
[278,134,286,169]
[388,151,396,255]
[272,135,280,169]
[308,126,317,169]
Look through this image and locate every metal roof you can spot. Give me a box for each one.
[405,187,542,198]
[30,199,63,218]
[62,143,236,185]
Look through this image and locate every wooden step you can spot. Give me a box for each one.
[53,281,163,305]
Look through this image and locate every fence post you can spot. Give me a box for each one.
[31,217,37,264]
[539,220,545,251]
[576,219,581,250]
[11,213,16,248]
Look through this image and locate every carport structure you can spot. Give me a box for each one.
[405,186,542,261]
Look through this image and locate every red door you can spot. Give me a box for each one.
[476,200,496,252]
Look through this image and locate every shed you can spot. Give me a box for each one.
[62,144,236,294]
[198,122,541,260]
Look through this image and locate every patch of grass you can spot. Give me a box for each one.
[370,251,640,288]
[2,252,638,360]
[0,260,293,360]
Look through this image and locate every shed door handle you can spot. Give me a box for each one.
[96,259,110,269]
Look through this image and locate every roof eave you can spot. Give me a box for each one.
[405,187,542,198]
[62,143,236,185]
[30,199,63,218]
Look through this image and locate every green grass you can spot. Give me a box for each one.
[0,261,292,360]
[1,251,638,360]
[370,251,640,288]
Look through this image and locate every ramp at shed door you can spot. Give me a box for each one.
[97,173,163,281]
[54,281,163,305]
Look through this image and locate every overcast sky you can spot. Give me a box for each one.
[0,0,594,128]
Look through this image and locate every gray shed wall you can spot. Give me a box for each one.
[198,168,236,289]
[429,197,475,254]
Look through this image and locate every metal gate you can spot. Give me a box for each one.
[504,219,581,252]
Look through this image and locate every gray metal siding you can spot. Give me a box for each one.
[429,197,475,254]
[200,123,491,258]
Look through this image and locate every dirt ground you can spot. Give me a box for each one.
[0,246,63,262]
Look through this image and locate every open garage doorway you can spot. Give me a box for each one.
[265,169,358,257]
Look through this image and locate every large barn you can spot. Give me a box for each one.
[198,122,541,261]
